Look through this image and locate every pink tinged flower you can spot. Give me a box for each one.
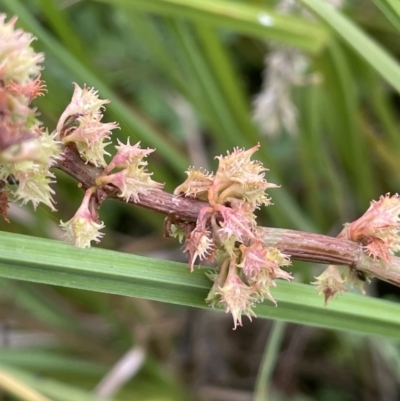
[239,242,292,304]
[216,261,258,330]
[1,129,62,167]
[62,114,117,167]
[8,76,46,101]
[97,163,164,203]
[104,139,154,174]
[60,188,104,248]
[211,144,279,207]
[12,162,56,211]
[0,14,44,84]
[184,227,215,271]
[312,265,346,306]
[239,242,291,278]
[215,144,264,184]
[57,83,110,133]
[238,241,269,277]
[253,261,292,301]
[39,130,63,167]
[251,269,278,305]
[342,193,400,261]
[174,167,214,201]
[214,204,255,254]
[96,139,163,201]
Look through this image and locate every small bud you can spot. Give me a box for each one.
[239,242,292,304]
[104,139,154,174]
[174,167,214,200]
[63,115,117,167]
[0,129,61,167]
[97,141,164,202]
[8,76,46,101]
[60,188,104,248]
[0,14,44,84]
[97,165,162,202]
[312,265,346,306]
[57,83,110,133]
[213,204,255,254]
[215,260,258,329]
[184,227,215,271]
[342,193,400,261]
[59,84,118,167]
[211,144,278,208]
[12,162,56,211]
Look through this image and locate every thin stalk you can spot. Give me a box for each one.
[253,321,286,401]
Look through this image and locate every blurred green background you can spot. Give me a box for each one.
[1,0,400,400]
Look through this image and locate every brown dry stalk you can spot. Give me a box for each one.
[55,146,400,288]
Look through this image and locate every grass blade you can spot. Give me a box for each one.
[92,0,329,53]
[299,0,400,94]
[0,231,400,339]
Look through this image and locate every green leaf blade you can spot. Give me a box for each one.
[1,232,400,339]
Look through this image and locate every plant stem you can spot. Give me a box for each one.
[55,146,400,288]
[253,321,286,401]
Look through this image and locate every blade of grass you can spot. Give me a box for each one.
[0,280,83,331]
[326,40,374,206]
[0,368,52,401]
[362,65,400,149]
[0,364,121,401]
[122,12,189,96]
[167,20,236,147]
[299,0,400,94]
[36,0,93,69]
[1,232,400,339]
[195,23,258,140]
[173,21,245,149]
[92,0,329,53]
[297,85,328,228]
[385,0,400,17]
[253,321,286,401]
[371,0,400,31]
[0,350,108,377]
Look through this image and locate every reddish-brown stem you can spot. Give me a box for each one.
[55,147,400,288]
[57,146,207,222]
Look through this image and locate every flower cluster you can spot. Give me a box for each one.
[313,193,400,304]
[60,187,105,248]
[96,139,163,203]
[57,83,118,167]
[173,144,292,328]
[341,193,400,261]
[0,13,163,247]
[5,13,398,325]
[58,89,163,246]
[0,14,61,214]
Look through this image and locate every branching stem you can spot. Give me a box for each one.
[55,146,400,288]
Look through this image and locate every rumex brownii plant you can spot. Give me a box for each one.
[2,14,400,329]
